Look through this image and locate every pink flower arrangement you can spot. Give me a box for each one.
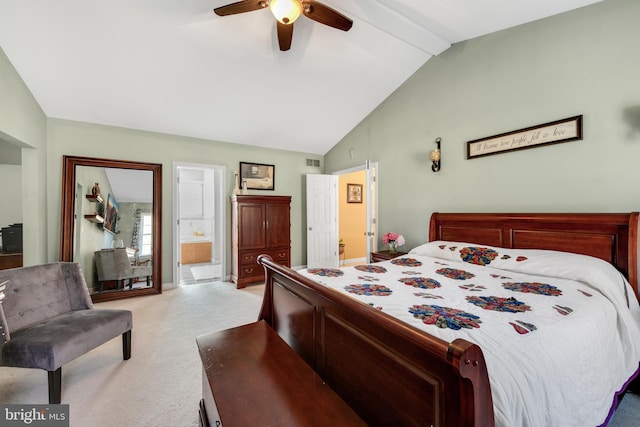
[382,232,405,247]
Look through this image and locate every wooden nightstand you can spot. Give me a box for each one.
[370,250,407,263]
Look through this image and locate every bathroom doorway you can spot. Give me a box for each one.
[173,163,226,286]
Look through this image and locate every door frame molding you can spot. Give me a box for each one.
[172,162,226,287]
[333,161,378,263]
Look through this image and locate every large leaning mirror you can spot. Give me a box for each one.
[60,155,162,303]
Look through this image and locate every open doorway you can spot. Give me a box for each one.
[0,142,23,270]
[337,170,367,265]
[335,162,377,265]
[306,162,377,269]
[173,163,226,286]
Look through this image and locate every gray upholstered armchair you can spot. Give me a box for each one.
[94,248,152,291]
[0,262,132,403]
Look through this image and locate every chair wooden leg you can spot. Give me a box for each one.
[123,330,132,360]
[48,368,62,404]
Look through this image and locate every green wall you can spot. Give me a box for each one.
[0,47,47,265]
[325,0,640,251]
[46,119,321,284]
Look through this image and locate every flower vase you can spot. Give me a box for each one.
[388,241,398,253]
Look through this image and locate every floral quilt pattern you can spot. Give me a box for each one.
[436,268,475,280]
[354,264,387,274]
[399,277,441,289]
[466,296,531,313]
[300,243,601,335]
[409,304,481,330]
[459,246,499,266]
[502,282,562,296]
[307,268,344,277]
[344,284,393,296]
[391,257,422,267]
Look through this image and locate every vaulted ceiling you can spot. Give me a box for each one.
[0,0,602,155]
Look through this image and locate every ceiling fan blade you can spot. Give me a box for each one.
[302,1,353,32]
[214,0,268,16]
[277,21,294,51]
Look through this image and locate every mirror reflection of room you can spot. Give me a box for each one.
[75,166,153,294]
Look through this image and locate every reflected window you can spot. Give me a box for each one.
[141,214,152,256]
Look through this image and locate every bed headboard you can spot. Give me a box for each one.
[429,212,639,298]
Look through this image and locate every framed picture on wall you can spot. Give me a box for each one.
[347,183,362,203]
[240,162,275,190]
[103,193,119,234]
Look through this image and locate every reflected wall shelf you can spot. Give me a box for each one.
[85,194,104,224]
[84,214,104,224]
[86,194,103,203]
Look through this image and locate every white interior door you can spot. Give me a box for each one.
[306,174,338,268]
[365,161,378,257]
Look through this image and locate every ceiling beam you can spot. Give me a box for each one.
[345,0,451,55]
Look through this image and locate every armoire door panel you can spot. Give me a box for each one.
[238,204,266,249]
[266,204,291,248]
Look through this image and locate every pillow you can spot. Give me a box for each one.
[410,241,532,267]
[410,241,635,310]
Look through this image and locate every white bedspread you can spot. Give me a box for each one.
[300,241,640,427]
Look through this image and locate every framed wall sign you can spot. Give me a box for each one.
[347,183,362,203]
[466,115,583,159]
[240,162,275,190]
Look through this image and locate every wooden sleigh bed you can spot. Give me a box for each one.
[256,212,639,427]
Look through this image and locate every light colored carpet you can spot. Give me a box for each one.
[0,281,264,427]
[1,279,639,427]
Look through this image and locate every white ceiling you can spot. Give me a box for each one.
[105,168,153,204]
[0,0,602,155]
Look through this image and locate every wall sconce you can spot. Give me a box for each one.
[430,137,441,172]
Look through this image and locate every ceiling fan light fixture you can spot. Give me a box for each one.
[269,0,302,24]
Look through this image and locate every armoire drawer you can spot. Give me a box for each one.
[266,249,289,264]
[239,251,260,266]
[238,264,261,279]
[239,249,289,266]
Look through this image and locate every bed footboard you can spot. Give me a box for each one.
[257,255,494,427]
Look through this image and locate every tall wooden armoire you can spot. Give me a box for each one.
[230,195,291,288]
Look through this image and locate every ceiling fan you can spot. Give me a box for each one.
[214,0,353,51]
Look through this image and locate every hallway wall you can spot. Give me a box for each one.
[338,170,366,261]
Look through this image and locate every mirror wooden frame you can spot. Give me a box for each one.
[60,155,162,302]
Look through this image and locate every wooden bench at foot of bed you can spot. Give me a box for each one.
[255,255,494,427]
[197,320,367,427]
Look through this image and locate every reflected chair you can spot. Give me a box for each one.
[94,248,152,291]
